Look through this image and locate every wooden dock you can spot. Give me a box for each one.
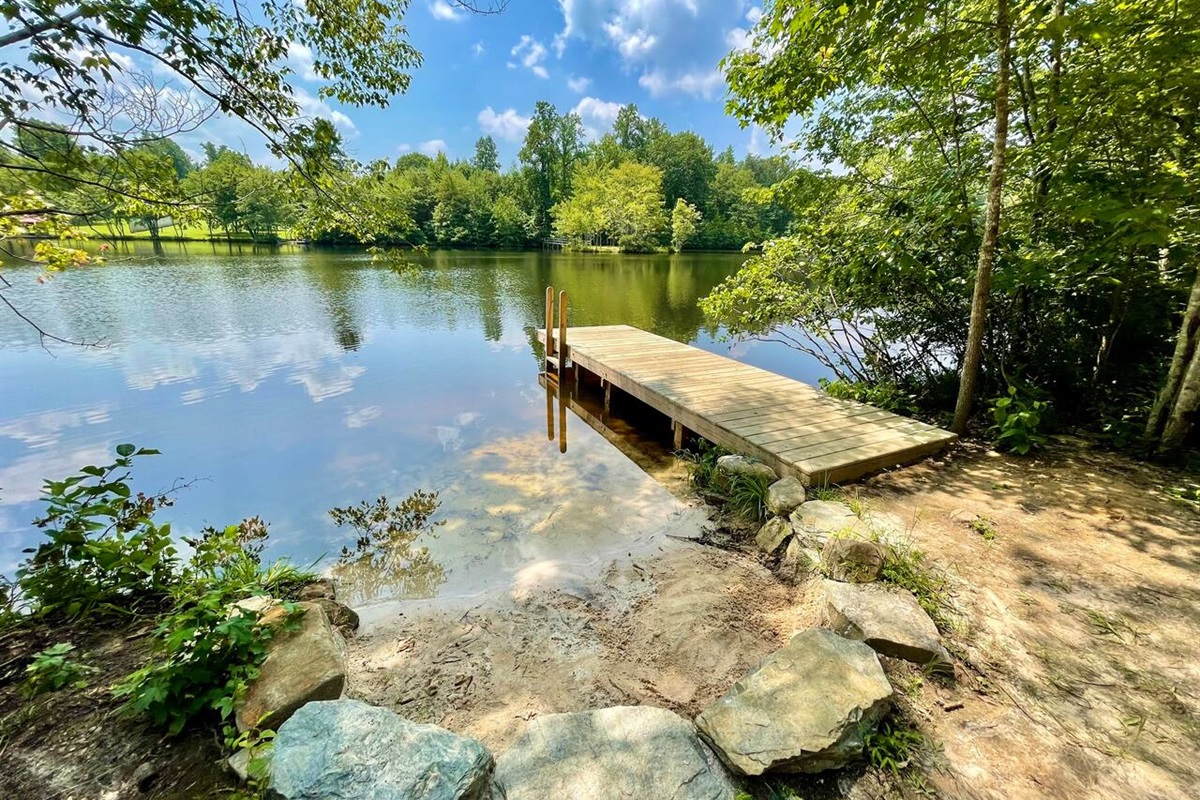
[537,324,957,485]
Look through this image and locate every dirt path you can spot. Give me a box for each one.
[862,440,1200,800]
[347,440,1200,799]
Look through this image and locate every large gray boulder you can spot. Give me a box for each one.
[270,699,493,800]
[789,501,867,545]
[755,517,793,556]
[821,580,951,669]
[494,706,738,800]
[821,538,886,583]
[237,602,346,732]
[695,629,892,775]
[765,477,807,517]
[716,455,778,483]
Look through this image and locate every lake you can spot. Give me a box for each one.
[0,244,830,610]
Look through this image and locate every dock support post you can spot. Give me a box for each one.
[672,420,684,450]
[603,380,612,414]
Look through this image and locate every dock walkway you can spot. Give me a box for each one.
[539,324,956,485]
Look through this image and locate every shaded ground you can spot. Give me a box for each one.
[0,621,233,799]
[860,439,1200,800]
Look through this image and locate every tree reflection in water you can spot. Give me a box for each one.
[328,492,446,605]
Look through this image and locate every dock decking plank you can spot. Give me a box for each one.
[538,325,956,484]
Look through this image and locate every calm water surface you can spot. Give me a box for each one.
[0,244,829,609]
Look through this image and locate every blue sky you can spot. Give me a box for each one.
[253,0,770,167]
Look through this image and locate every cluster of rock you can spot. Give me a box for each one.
[735,461,952,672]
[224,464,954,799]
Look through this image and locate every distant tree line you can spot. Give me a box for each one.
[2,103,798,252]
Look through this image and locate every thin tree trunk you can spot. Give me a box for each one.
[1146,264,1200,450]
[1160,338,1200,452]
[952,0,1011,434]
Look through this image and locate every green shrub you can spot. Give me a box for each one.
[113,523,312,734]
[15,444,177,618]
[820,377,919,416]
[22,642,97,697]
[989,385,1050,454]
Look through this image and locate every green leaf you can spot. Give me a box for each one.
[115,444,135,458]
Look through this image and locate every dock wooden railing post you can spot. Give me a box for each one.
[558,290,568,379]
[544,286,555,368]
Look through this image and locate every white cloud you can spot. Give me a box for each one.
[638,67,724,99]
[554,0,746,98]
[478,106,530,141]
[509,35,550,79]
[286,42,320,81]
[419,139,448,156]
[747,123,765,156]
[429,0,465,22]
[572,96,623,139]
[473,41,486,56]
[294,87,358,135]
[344,405,382,429]
[397,143,412,154]
[567,75,592,93]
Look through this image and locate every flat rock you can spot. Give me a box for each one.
[789,501,867,545]
[821,580,951,669]
[270,699,493,800]
[716,455,778,483]
[494,706,739,799]
[765,477,807,517]
[755,517,793,556]
[695,628,892,775]
[821,538,886,583]
[236,602,346,732]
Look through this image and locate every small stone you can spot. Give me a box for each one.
[316,598,360,635]
[131,762,157,793]
[716,454,778,483]
[821,538,886,583]
[494,706,739,799]
[755,517,793,556]
[790,501,866,546]
[821,580,951,669]
[226,749,252,783]
[270,699,493,800]
[765,476,807,516]
[695,629,892,775]
[236,602,346,732]
[775,538,817,585]
[298,579,336,602]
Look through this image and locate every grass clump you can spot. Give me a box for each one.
[967,515,997,541]
[876,538,950,629]
[678,441,772,521]
[864,717,926,775]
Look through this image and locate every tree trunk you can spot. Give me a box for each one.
[952,0,1011,434]
[1146,264,1200,452]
